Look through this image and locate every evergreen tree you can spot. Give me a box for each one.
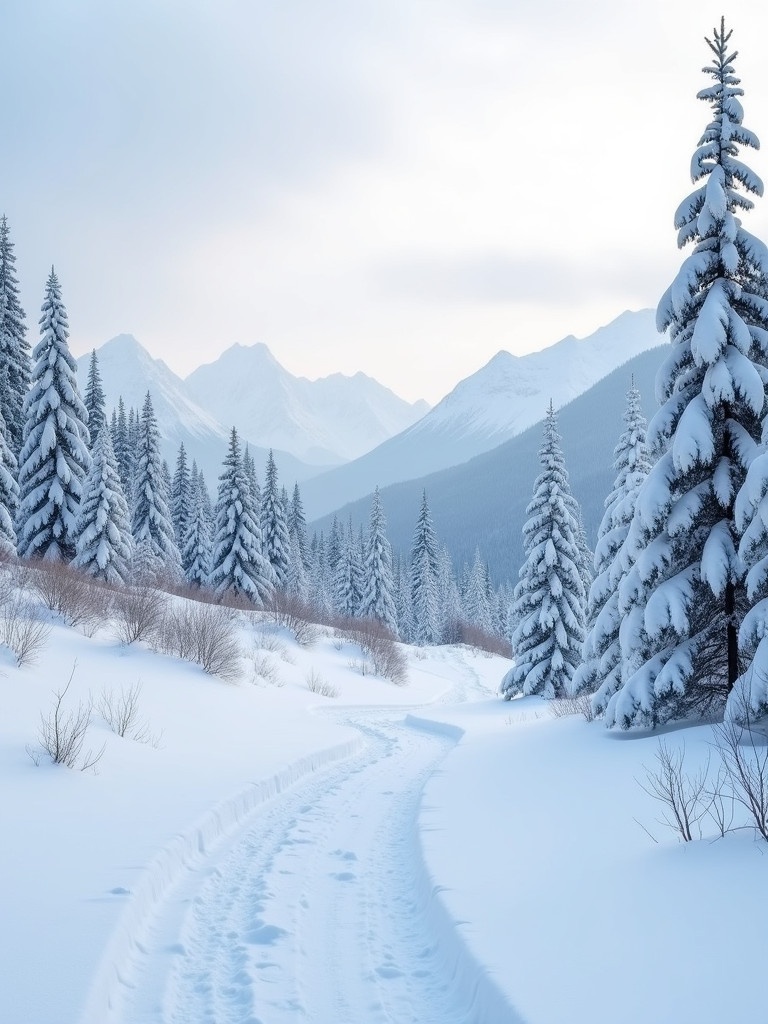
[16,270,90,561]
[112,397,131,495]
[327,515,343,576]
[410,490,441,644]
[131,392,180,580]
[260,450,290,587]
[0,404,18,556]
[288,481,309,568]
[182,472,211,586]
[73,427,132,583]
[334,520,364,619]
[243,444,260,515]
[170,442,191,549]
[83,349,107,443]
[463,549,493,634]
[575,382,651,701]
[285,523,309,601]
[437,546,462,643]
[395,555,415,642]
[606,21,768,728]
[209,428,274,603]
[360,487,398,633]
[309,532,333,617]
[197,466,213,527]
[501,405,586,699]
[0,216,29,457]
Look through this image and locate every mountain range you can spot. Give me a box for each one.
[301,308,661,520]
[311,344,668,584]
[76,336,427,486]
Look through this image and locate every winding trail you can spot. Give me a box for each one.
[105,658,520,1024]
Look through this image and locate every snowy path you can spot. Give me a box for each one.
[104,663,518,1024]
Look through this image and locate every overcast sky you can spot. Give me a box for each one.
[4,1,768,403]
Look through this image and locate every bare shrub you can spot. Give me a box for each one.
[112,585,167,645]
[713,716,768,842]
[98,681,161,745]
[27,560,104,632]
[549,695,595,722]
[336,617,408,685]
[248,650,282,686]
[158,601,242,680]
[453,621,514,659]
[0,589,51,666]
[265,591,321,646]
[31,664,104,771]
[253,625,288,655]
[638,739,712,843]
[305,668,339,698]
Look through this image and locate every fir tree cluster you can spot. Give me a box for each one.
[505,20,768,730]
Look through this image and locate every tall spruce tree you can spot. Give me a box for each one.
[410,491,441,644]
[0,216,30,457]
[260,450,290,587]
[288,482,309,568]
[210,428,274,603]
[170,442,191,549]
[131,392,180,580]
[574,382,651,702]
[83,349,107,443]
[16,270,91,561]
[606,21,768,729]
[360,486,398,634]
[73,427,132,583]
[112,397,132,495]
[501,405,586,700]
[0,404,18,556]
[334,519,364,619]
[182,472,211,586]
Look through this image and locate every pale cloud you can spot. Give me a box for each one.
[3,0,768,405]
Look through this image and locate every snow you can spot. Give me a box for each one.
[2,590,768,1023]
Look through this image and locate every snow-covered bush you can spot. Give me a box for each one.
[112,584,167,646]
[0,576,51,666]
[158,600,242,680]
[335,616,408,685]
[305,669,338,698]
[26,560,104,632]
[98,682,159,745]
[265,591,320,647]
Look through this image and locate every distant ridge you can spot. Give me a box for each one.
[302,309,661,521]
[310,344,668,584]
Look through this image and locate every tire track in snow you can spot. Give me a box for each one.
[114,705,520,1024]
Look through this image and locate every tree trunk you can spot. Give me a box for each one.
[725,579,738,692]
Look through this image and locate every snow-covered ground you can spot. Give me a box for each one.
[2,594,767,1024]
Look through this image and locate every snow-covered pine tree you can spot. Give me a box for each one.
[574,382,651,701]
[243,444,260,515]
[606,21,768,729]
[0,216,30,458]
[410,490,441,644]
[333,519,364,619]
[197,465,213,527]
[395,556,415,642]
[182,471,211,587]
[463,549,493,635]
[260,450,290,587]
[288,482,309,569]
[308,532,333,617]
[327,516,343,577]
[360,486,398,634]
[73,426,132,583]
[112,397,132,495]
[285,523,309,601]
[209,428,274,603]
[83,349,107,444]
[501,404,586,700]
[170,442,190,550]
[0,403,18,556]
[131,392,181,581]
[437,546,462,643]
[16,270,91,561]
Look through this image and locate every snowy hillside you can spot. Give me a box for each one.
[303,309,661,519]
[185,342,429,464]
[2,574,765,1024]
[312,345,668,582]
[76,337,324,487]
